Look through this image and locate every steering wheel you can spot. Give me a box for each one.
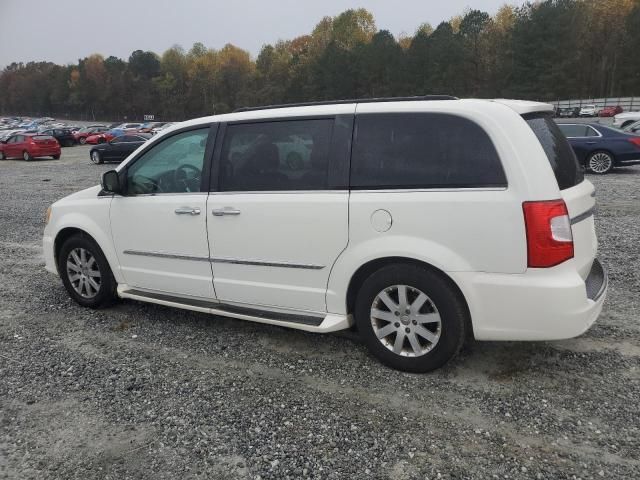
[131,174,163,194]
[174,164,202,192]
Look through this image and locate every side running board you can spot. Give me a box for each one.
[121,288,324,327]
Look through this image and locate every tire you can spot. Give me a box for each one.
[23,150,33,161]
[0,151,5,160]
[79,137,87,145]
[587,150,614,175]
[90,150,102,164]
[52,154,60,160]
[621,121,634,128]
[58,234,117,308]
[354,264,468,373]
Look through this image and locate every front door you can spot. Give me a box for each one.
[206,115,352,313]
[110,126,216,299]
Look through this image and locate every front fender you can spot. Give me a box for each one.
[47,200,122,283]
[325,235,472,314]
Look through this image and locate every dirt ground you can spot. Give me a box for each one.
[1,144,639,479]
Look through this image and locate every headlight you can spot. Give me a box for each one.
[45,206,52,225]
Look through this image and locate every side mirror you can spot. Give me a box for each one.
[101,170,122,195]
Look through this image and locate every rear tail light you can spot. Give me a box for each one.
[522,200,574,268]
[627,137,640,149]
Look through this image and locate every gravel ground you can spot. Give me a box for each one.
[1,145,639,480]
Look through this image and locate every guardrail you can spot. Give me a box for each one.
[551,97,640,111]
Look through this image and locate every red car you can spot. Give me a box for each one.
[74,125,109,144]
[598,106,623,117]
[0,133,61,160]
[85,132,116,144]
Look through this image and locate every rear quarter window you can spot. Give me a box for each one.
[350,113,507,189]
[524,114,584,190]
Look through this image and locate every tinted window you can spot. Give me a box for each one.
[558,124,589,137]
[525,114,583,190]
[219,119,333,191]
[126,128,209,195]
[350,113,506,189]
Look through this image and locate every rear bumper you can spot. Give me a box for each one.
[451,259,608,341]
[31,147,60,157]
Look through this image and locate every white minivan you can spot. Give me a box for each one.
[43,97,607,372]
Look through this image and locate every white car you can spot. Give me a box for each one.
[42,97,607,372]
[613,111,640,128]
[579,105,598,117]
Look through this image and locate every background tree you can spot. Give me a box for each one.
[2,2,640,120]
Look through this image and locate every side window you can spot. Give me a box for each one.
[350,113,506,189]
[585,127,600,137]
[219,119,333,191]
[559,124,588,137]
[126,128,209,195]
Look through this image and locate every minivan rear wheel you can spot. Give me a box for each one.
[587,151,614,174]
[354,264,467,372]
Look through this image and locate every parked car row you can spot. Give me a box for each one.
[1,117,174,144]
[555,105,624,118]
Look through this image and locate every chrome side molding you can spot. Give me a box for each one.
[210,257,325,270]
[123,250,210,262]
[123,250,325,270]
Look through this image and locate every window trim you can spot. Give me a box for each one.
[209,115,353,193]
[558,123,603,139]
[348,112,508,191]
[118,123,218,196]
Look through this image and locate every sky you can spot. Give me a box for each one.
[0,0,518,68]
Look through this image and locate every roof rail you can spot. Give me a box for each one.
[233,95,458,113]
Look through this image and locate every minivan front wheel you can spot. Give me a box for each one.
[58,234,116,308]
[587,151,614,174]
[355,264,467,372]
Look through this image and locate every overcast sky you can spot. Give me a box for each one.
[0,0,517,68]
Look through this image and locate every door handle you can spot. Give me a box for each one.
[174,207,201,215]
[586,141,597,144]
[212,207,241,216]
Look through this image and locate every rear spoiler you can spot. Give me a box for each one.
[490,99,555,115]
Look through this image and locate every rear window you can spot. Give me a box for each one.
[524,113,584,190]
[350,113,507,189]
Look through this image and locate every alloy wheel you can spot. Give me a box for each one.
[370,285,442,357]
[66,248,101,298]
[589,152,613,174]
[90,151,100,164]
